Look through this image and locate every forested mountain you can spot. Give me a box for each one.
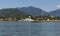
[0,8,26,17]
[17,6,50,16]
[0,6,59,18]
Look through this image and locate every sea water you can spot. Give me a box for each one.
[0,21,60,36]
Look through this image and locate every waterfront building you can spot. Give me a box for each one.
[47,19,50,21]
[24,18,34,21]
[0,18,4,21]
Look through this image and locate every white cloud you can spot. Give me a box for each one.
[56,5,60,9]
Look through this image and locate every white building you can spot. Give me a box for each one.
[47,19,50,21]
[24,18,34,21]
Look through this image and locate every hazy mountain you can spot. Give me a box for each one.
[0,8,26,17]
[0,6,52,17]
[49,9,60,17]
[17,6,50,16]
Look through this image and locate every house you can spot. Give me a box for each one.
[24,18,34,21]
[0,18,4,21]
[47,19,50,21]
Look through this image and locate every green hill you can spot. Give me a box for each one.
[0,8,26,18]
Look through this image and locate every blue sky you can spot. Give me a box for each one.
[0,0,60,12]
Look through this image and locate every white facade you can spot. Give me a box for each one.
[24,18,34,21]
[47,19,50,21]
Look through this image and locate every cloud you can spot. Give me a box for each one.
[56,5,60,9]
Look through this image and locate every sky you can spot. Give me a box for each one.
[0,0,60,12]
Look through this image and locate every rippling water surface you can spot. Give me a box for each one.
[0,21,60,36]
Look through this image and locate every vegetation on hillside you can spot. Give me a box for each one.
[0,8,60,21]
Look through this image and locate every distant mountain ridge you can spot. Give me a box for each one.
[17,6,50,16]
[0,6,60,17]
[49,9,60,17]
[0,8,26,17]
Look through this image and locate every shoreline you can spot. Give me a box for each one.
[32,20,60,22]
[47,20,60,22]
[0,20,60,22]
